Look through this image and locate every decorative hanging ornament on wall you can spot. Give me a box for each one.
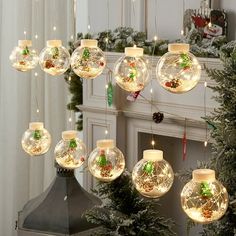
[114,46,150,92]
[88,139,125,182]
[54,130,86,169]
[9,40,38,72]
[70,39,106,79]
[39,40,70,76]
[156,43,201,93]
[21,122,51,156]
[181,169,228,223]
[132,149,174,198]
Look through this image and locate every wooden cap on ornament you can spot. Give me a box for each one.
[18,40,32,47]
[97,139,114,149]
[143,149,163,161]
[62,130,78,140]
[47,40,62,47]
[192,169,216,182]
[81,39,98,48]
[125,46,143,57]
[29,122,44,130]
[168,43,189,53]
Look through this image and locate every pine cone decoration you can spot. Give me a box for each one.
[152,112,164,124]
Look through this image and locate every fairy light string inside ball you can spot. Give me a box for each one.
[70,39,106,79]
[9,40,39,72]
[21,122,51,156]
[54,130,86,169]
[114,46,150,92]
[88,139,125,182]
[39,40,70,76]
[181,169,228,223]
[132,149,174,198]
[156,43,201,93]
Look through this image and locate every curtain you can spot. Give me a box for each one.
[0,0,74,235]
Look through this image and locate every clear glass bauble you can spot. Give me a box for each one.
[132,150,174,198]
[9,40,38,72]
[181,169,228,223]
[21,122,51,156]
[39,40,70,76]
[71,39,106,79]
[114,47,150,92]
[156,43,201,93]
[88,139,125,182]
[54,130,86,170]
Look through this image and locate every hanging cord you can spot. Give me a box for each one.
[181,0,186,36]
[33,0,40,121]
[203,76,208,155]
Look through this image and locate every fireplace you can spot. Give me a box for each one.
[79,52,222,234]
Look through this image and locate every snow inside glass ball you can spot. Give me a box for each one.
[132,149,174,198]
[156,43,201,93]
[21,122,51,156]
[114,46,150,92]
[88,139,125,182]
[70,39,106,79]
[181,169,228,223]
[39,40,70,76]
[55,130,86,170]
[9,40,38,72]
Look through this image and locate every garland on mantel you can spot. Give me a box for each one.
[64,27,235,131]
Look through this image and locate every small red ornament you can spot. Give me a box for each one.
[80,157,85,162]
[100,61,104,67]
[165,81,172,87]
[129,62,135,67]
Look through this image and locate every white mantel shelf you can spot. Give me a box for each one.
[81,52,222,190]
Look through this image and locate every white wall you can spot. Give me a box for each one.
[77,0,236,40]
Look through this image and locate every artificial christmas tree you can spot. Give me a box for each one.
[85,170,176,236]
[179,41,236,235]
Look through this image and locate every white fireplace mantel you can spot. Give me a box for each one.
[79,52,222,190]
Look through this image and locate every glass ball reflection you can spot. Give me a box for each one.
[181,169,228,223]
[156,43,201,93]
[21,122,51,156]
[114,47,150,92]
[39,40,70,76]
[9,40,38,72]
[132,150,174,198]
[88,139,125,182]
[55,130,86,169]
[71,39,106,79]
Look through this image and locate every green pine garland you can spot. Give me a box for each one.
[64,27,229,131]
[85,170,176,236]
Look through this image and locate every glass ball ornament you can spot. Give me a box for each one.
[181,169,228,223]
[88,139,125,182]
[21,122,51,156]
[114,46,150,92]
[9,40,38,72]
[156,43,201,93]
[54,130,86,170]
[70,39,106,79]
[39,40,70,76]
[132,149,174,198]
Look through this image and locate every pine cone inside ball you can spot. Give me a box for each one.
[152,112,164,124]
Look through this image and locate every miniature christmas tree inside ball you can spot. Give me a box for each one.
[9,40,38,72]
[156,43,201,93]
[54,130,86,170]
[70,39,106,79]
[88,139,125,182]
[114,46,150,92]
[21,122,51,156]
[132,149,174,198]
[181,169,228,223]
[39,40,70,76]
